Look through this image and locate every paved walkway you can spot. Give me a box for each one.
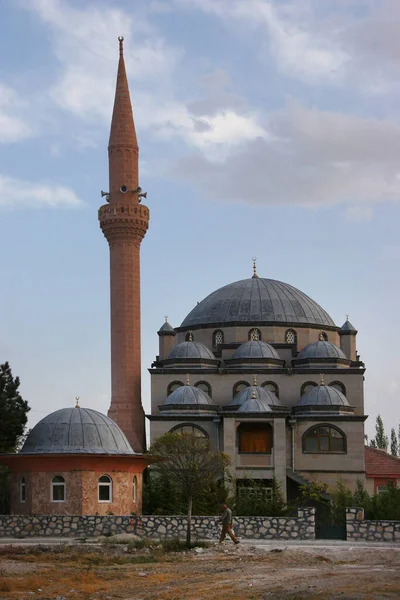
[0,537,399,550]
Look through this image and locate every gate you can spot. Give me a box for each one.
[314,501,346,540]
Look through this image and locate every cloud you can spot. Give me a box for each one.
[345,206,373,222]
[0,175,83,210]
[172,101,400,208]
[0,84,33,143]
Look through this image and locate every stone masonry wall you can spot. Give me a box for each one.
[346,508,400,542]
[0,509,315,540]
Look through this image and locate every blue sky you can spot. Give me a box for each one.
[1,0,400,442]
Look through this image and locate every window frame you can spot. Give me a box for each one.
[302,424,347,454]
[133,476,138,503]
[185,331,194,341]
[51,475,66,503]
[285,329,297,345]
[300,381,318,396]
[194,380,212,398]
[212,329,224,347]
[20,476,26,503]
[167,381,184,396]
[261,381,279,398]
[320,331,328,341]
[170,423,208,438]
[98,475,113,503]
[237,422,273,454]
[328,381,346,395]
[233,380,250,397]
[248,328,262,341]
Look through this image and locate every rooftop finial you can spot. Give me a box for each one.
[75,396,80,408]
[252,257,258,279]
[320,373,325,386]
[165,315,168,322]
[186,373,190,386]
[118,36,124,57]
[319,332,324,341]
[188,331,193,342]
[251,387,257,399]
[253,373,257,386]
[346,314,349,321]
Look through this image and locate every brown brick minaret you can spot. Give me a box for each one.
[98,37,149,453]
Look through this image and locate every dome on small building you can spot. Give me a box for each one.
[296,385,350,408]
[233,340,280,360]
[21,407,135,455]
[230,385,282,408]
[297,341,346,360]
[165,385,212,406]
[167,341,215,361]
[158,320,176,336]
[237,391,273,413]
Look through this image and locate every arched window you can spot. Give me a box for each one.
[194,381,212,397]
[319,331,328,341]
[303,425,346,453]
[248,328,261,341]
[185,331,194,341]
[170,423,208,438]
[300,381,318,396]
[261,381,279,398]
[238,423,272,453]
[167,381,184,396]
[329,381,346,395]
[233,381,250,397]
[98,475,112,502]
[132,476,137,503]
[285,329,297,345]
[213,330,224,347]
[20,476,26,503]
[51,475,66,502]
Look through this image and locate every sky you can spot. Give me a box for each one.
[0,0,399,443]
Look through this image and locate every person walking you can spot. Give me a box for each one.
[218,504,239,544]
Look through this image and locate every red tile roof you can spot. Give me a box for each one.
[365,446,400,477]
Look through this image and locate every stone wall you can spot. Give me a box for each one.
[346,508,400,542]
[0,508,315,540]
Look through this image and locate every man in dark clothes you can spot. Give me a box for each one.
[218,504,239,543]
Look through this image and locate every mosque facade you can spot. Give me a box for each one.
[148,273,366,500]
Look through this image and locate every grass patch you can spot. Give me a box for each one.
[161,539,210,552]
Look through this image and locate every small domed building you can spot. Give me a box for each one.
[0,405,149,515]
[149,272,366,501]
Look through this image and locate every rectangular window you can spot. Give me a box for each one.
[52,485,65,502]
[99,485,111,502]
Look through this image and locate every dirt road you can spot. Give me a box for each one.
[0,542,399,599]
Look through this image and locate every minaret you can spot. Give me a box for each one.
[98,37,149,453]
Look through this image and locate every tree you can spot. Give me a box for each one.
[149,432,230,546]
[0,362,30,453]
[371,415,388,451]
[390,428,398,457]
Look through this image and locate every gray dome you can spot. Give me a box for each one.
[168,341,215,360]
[181,278,335,328]
[233,340,280,360]
[238,392,273,413]
[231,385,282,408]
[21,407,135,455]
[165,385,212,406]
[297,341,346,360]
[158,320,176,336]
[297,385,349,407]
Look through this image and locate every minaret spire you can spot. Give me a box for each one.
[99,37,150,453]
[108,36,138,198]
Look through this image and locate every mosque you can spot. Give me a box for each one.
[1,37,366,514]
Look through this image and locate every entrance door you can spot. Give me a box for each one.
[314,501,346,540]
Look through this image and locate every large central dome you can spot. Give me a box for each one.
[180,278,335,329]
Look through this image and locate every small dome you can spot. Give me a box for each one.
[158,320,176,336]
[231,385,282,408]
[21,407,135,455]
[340,319,357,333]
[165,385,212,406]
[168,341,215,361]
[238,392,273,413]
[297,341,346,360]
[232,341,280,360]
[297,385,349,407]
